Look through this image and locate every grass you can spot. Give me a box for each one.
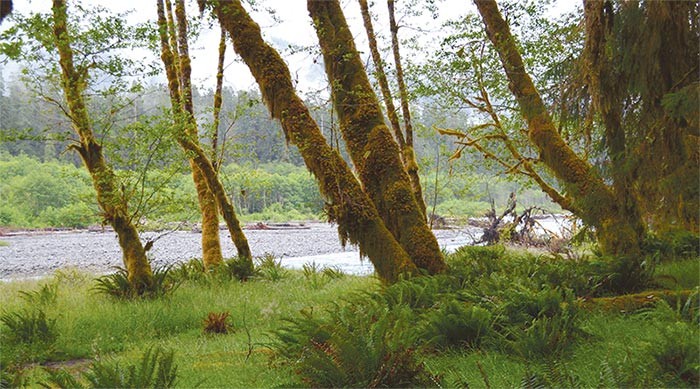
[0,240,9,246]
[1,247,697,387]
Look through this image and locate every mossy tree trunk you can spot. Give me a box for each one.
[211,27,226,171]
[52,0,153,292]
[210,0,417,282]
[474,0,645,257]
[357,0,426,219]
[157,0,250,264]
[308,0,445,274]
[582,0,699,234]
[386,0,426,219]
[173,0,223,270]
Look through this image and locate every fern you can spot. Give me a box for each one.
[421,301,492,349]
[93,264,178,299]
[43,346,178,389]
[18,283,58,306]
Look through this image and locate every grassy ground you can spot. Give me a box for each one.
[1,250,698,387]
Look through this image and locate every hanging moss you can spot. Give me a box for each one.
[308,0,445,274]
[211,0,417,282]
[581,0,699,233]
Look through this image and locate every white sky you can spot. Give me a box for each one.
[1,0,574,94]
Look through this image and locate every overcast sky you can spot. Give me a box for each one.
[1,0,574,94]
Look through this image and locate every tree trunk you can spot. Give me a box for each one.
[583,0,698,235]
[0,0,11,24]
[357,0,406,151]
[308,0,446,274]
[192,162,224,269]
[474,0,644,257]
[386,0,426,218]
[52,0,153,292]
[211,27,226,171]
[173,0,223,269]
[211,0,417,282]
[157,0,249,263]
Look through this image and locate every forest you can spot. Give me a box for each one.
[0,0,698,387]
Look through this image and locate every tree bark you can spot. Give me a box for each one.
[357,0,405,150]
[308,0,445,274]
[211,27,226,171]
[474,0,644,257]
[386,0,426,218]
[0,0,11,24]
[157,0,250,263]
[173,0,224,269]
[52,0,153,292]
[211,0,417,282]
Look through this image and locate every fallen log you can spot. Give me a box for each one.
[580,289,698,313]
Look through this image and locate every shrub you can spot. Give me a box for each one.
[43,346,178,388]
[256,254,288,282]
[651,321,699,385]
[272,300,434,387]
[203,312,233,335]
[0,308,57,364]
[170,258,206,283]
[511,309,580,358]
[421,301,492,349]
[0,309,57,346]
[382,275,455,310]
[223,256,257,281]
[18,283,58,306]
[93,264,178,299]
[520,360,583,388]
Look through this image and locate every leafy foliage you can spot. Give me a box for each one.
[651,321,700,385]
[421,301,492,349]
[0,308,57,364]
[223,256,258,281]
[18,283,58,306]
[43,346,178,389]
[256,254,288,281]
[93,264,178,299]
[272,301,434,388]
[203,311,233,335]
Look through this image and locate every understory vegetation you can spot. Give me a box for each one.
[1,246,697,388]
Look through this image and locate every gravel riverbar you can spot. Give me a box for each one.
[0,223,478,280]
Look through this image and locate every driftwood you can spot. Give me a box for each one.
[474,192,552,246]
[244,222,311,231]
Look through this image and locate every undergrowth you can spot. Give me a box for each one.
[0,245,697,387]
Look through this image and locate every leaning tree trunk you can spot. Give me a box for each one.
[211,0,417,282]
[52,0,153,292]
[308,0,445,274]
[474,0,645,257]
[157,0,250,263]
